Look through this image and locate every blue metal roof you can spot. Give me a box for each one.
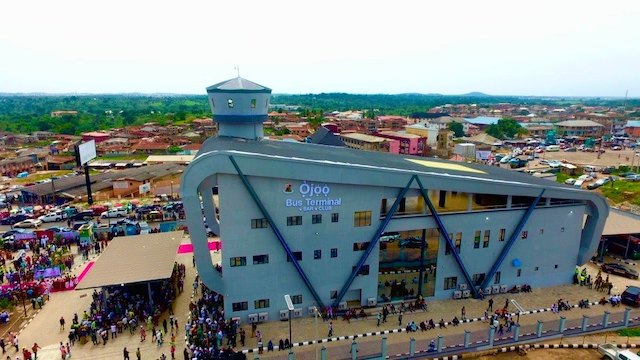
[464,116,501,125]
[625,120,640,128]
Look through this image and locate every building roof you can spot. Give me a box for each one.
[132,142,170,150]
[206,77,272,93]
[82,131,111,138]
[309,127,345,147]
[555,120,604,127]
[377,131,421,139]
[76,231,183,290]
[47,156,75,164]
[340,133,388,143]
[464,117,501,126]
[465,133,501,145]
[146,155,195,164]
[625,120,640,128]
[602,208,640,236]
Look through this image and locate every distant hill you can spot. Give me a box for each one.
[459,92,491,97]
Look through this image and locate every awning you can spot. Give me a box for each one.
[76,231,183,290]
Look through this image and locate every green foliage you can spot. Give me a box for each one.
[486,118,527,139]
[0,298,13,310]
[555,172,571,184]
[600,180,640,205]
[618,328,640,337]
[168,145,182,154]
[449,121,465,137]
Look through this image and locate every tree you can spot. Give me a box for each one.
[449,121,465,137]
[486,118,527,139]
[168,145,182,154]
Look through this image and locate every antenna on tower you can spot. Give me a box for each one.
[234,65,240,78]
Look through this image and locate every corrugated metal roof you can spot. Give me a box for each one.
[76,231,183,290]
[603,208,640,236]
[625,120,640,128]
[555,120,604,127]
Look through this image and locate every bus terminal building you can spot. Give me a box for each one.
[181,77,608,323]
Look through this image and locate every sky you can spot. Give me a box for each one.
[1,0,639,97]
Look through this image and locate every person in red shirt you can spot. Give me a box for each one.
[31,343,40,358]
[21,347,31,360]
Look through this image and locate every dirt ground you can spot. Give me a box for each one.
[476,348,601,359]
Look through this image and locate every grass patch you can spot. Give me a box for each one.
[600,180,640,206]
[618,328,640,337]
[556,172,571,184]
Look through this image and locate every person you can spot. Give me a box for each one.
[65,343,71,358]
[328,321,334,337]
[136,348,141,360]
[239,328,245,347]
[170,344,175,359]
[183,348,189,360]
[257,340,263,354]
[461,306,466,320]
[12,335,18,353]
[60,316,65,331]
[398,311,403,327]
[140,326,146,342]
[278,339,284,351]
[488,298,493,311]
[32,343,40,359]
[123,347,130,360]
[376,312,382,327]
[0,338,4,354]
[59,343,67,359]
[267,340,274,352]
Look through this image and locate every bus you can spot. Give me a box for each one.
[605,235,640,260]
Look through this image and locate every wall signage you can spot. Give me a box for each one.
[284,181,342,212]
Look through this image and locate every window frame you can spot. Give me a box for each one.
[353,211,372,227]
[330,248,338,258]
[286,251,303,262]
[230,256,246,267]
[331,213,339,223]
[444,276,458,290]
[251,218,268,229]
[287,215,302,226]
[254,299,270,309]
[312,214,322,224]
[252,254,269,265]
[314,249,321,259]
[232,301,248,312]
[474,230,481,249]
[483,230,490,248]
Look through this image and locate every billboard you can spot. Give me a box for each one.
[77,140,97,166]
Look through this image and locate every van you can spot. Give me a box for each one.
[546,145,560,152]
[379,232,400,243]
[584,165,599,173]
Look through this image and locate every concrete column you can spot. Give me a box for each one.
[409,338,416,355]
[514,324,520,342]
[288,351,295,360]
[351,340,358,360]
[467,193,473,211]
[381,336,387,358]
[507,195,512,208]
[603,311,610,328]
[321,346,327,360]
[464,330,471,348]
[437,335,443,352]
[582,315,589,331]
[200,181,219,236]
[559,316,566,333]
[625,308,631,327]
[488,325,495,347]
[536,320,543,338]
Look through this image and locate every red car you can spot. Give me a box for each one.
[90,205,108,216]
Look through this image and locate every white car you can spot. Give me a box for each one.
[578,174,593,182]
[100,208,128,218]
[14,219,43,228]
[39,211,64,223]
[564,178,576,185]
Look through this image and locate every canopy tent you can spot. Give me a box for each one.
[75,231,183,290]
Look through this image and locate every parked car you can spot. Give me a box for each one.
[399,237,423,248]
[14,219,43,228]
[601,263,639,279]
[39,210,64,223]
[45,226,72,233]
[564,147,577,152]
[90,205,109,216]
[600,166,615,174]
[379,232,401,243]
[622,286,640,308]
[564,178,577,185]
[1,229,29,239]
[598,343,640,359]
[1,214,31,225]
[620,172,638,178]
[101,208,128,218]
[70,211,95,221]
[612,146,623,150]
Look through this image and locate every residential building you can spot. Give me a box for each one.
[340,133,399,153]
[555,120,605,137]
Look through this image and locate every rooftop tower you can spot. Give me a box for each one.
[206,77,272,140]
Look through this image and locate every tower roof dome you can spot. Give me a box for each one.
[206,77,271,93]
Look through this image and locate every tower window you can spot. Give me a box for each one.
[211,99,215,108]
[227,99,234,108]
[251,99,257,108]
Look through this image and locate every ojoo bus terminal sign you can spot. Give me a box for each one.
[284,181,342,212]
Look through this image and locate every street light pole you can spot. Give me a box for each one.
[170,181,174,200]
[314,306,319,360]
[284,294,294,347]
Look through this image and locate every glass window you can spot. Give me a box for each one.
[472,194,508,210]
[455,232,462,253]
[494,271,501,284]
[291,295,302,304]
[474,231,481,248]
[444,276,457,290]
[253,254,269,265]
[314,250,321,259]
[352,265,370,276]
[472,273,485,286]
[286,251,302,262]
[330,291,337,299]
[445,232,461,254]
[499,228,506,241]
[211,99,215,108]
[312,214,322,224]
[227,98,234,108]
[521,231,528,239]
[353,242,370,251]
[254,299,269,309]
[232,302,248,312]
[230,257,246,267]
[354,211,372,227]
[250,99,257,108]
[330,248,338,258]
[251,218,268,229]
[483,230,490,248]
[517,269,522,277]
[331,213,339,223]
[287,216,302,226]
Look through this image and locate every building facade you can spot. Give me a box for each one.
[182,77,608,324]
